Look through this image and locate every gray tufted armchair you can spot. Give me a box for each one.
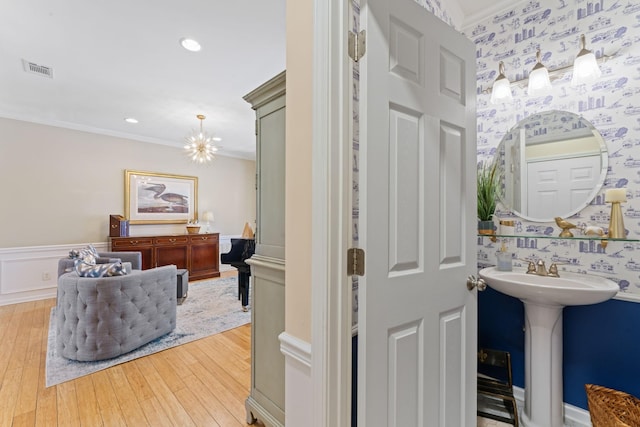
[56,264,177,361]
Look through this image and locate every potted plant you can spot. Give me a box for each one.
[477,160,498,236]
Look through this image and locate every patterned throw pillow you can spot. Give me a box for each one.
[69,245,100,265]
[74,258,128,277]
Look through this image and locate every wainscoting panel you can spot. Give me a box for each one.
[2,255,65,294]
[280,332,312,427]
[0,242,108,306]
[218,235,234,272]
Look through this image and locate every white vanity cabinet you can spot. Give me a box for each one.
[242,71,286,427]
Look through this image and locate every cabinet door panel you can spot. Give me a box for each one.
[156,245,188,269]
[110,238,154,270]
[190,242,217,279]
[136,247,155,270]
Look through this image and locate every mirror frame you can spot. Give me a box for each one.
[494,110,609,223]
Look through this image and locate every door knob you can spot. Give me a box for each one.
[467,275,487,291]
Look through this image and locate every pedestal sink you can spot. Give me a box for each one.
[478,266,619,427]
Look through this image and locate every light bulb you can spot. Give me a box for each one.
[527,49,551,96]
[571,34,601,86]
[490,62,513,104]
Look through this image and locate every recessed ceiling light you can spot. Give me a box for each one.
[213,137,222,142]
[180,38,201,52]
[124,117,138,124]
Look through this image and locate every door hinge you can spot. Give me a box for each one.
[347,248,365,276]
[348,30,366,63]
[254,119,258,136]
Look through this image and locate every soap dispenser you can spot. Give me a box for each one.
[496,241,513,271]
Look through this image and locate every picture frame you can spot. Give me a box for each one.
[124,170,198,224]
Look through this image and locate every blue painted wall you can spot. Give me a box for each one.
[479,287,640,408]
[563,298,640,407]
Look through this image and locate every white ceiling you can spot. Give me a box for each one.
[0,1,286,160]
[0,1,500,161]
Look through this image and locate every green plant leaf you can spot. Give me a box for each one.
[477,160,498,221]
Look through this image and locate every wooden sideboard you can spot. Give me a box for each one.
[110,233,220,280]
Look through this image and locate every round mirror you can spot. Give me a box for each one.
[495,110,608,222]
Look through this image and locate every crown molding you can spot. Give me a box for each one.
[461,0,529,34]
[0,112,255,161]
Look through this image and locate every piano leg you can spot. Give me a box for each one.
[238,270,250,310]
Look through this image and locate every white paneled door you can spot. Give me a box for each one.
[526,155,602,219]
[358,0,478,425]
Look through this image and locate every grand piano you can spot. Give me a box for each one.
[221,238,255,311]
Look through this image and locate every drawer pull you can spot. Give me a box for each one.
[129,240,138,245]
[200,237,208,240]
[169,238,177,243]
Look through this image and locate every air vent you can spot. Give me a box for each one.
[22,59,53,78]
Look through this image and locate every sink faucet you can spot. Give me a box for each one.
[547,263,560,277]
[526,259,560,277]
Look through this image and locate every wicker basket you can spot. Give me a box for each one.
[186,225,201,234]
[585,384,640,427]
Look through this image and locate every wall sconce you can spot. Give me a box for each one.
[490,61,513,105]
[485,34,614,102]
[571,34,602,86]
[527,48,552,96]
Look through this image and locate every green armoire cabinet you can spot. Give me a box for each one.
[242,71,286,427]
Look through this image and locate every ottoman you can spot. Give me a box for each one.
[177,269,189,304]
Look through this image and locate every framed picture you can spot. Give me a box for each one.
[125,170,198,224]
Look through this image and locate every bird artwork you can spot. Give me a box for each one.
[141,183,189,213]
[583,225,605,237]
[554,217,577,238]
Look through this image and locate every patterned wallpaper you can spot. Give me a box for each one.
[413,0,455,27]
[352,0,360,327]
[470,0,640,300]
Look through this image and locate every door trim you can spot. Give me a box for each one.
[310,0,352,426]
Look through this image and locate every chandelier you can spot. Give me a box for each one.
[184,114,218,163]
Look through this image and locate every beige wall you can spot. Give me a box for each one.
[0,117,255,248]
[285,0,313,342]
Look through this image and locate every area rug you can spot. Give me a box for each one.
[45,276,250,387]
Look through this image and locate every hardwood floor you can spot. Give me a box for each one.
[0,272,260,427]
[2,272,515,427]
